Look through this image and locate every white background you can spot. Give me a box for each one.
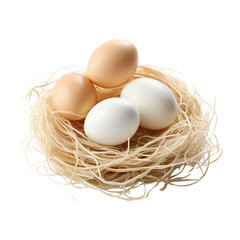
[0,0,239,239]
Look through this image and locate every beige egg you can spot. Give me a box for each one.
[52,73,97,120]
[87,39,138,88]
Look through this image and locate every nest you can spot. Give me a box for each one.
[26,65,221,200]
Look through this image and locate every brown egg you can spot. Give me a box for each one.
[52,73,97,120]
[87,39,138,88]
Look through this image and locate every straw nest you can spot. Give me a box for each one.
[26,65,222,200]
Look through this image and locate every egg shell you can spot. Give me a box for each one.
[84,98,140,145]
[52,73,97,120]
[120,77,178,130]
[87,39,138,88]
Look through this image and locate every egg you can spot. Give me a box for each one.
[84,98,140,145]
[52,73,97,120]
[87,39,138,88]
[121,78,178,130]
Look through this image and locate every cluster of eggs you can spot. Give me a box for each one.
[52,40,178,146]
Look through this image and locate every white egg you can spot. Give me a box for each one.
[121,77,178,130]
[84,98,140,145]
